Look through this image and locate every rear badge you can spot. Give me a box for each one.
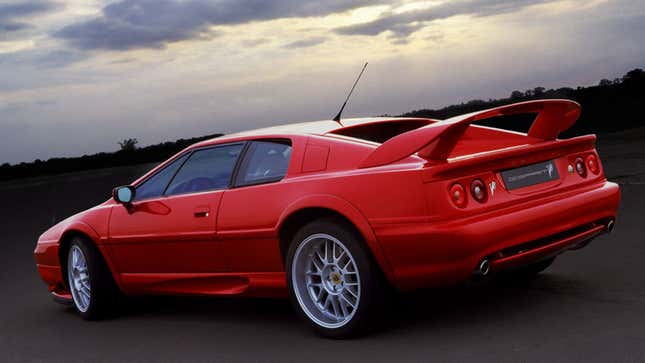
[500,160,560,190]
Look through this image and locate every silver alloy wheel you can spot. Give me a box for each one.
[292,233,361,329]
[67,245,91,313]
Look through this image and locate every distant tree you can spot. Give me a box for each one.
[623,68,644,79]
[118,138,139,152]
[524,89,534,97]
[598,79,613,86]
[510,90,523,100]
[1,163,10,168]
[533,87,545,96]
[622,68,645,85]
[466,99,486,106]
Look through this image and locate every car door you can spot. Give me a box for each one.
[108,142,244,274]
[216,139,293,272]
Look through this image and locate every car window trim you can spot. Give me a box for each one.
[132,151,192,202]
[229,141,252,189]
[161,141,247,197]
[232,139,292,189]
[160,150,194,197]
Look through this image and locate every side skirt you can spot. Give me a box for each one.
[119,272,287,298]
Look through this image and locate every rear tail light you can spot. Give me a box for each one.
[586,154,599,174]
[470,179,488,203]
[450,183,467,208]
[575,157,587,177]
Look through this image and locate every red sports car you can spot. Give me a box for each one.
[34,99,620,337]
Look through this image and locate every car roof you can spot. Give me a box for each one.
[193,116,435,147]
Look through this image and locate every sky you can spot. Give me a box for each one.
[1,0,644,164]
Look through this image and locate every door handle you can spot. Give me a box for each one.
[194,206,210,218]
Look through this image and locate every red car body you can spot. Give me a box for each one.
[35,99,620,303]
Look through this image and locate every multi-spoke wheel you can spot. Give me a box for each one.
[68,245,91,312]
[65,237,119,320]
[292,233,361,328]
[287,218,387,338]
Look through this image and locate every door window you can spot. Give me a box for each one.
[166,144,243,196]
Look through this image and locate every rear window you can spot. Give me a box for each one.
[330,120,431,143]
[235,140,292,187]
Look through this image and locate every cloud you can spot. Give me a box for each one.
[284,36,327,49]
[0,1,59,38]
[0,47,88,69]
[54,0,382,51]
[336,0,555,40]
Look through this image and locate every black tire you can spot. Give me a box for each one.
[286,217,387,339]
[66,237,119,320]
[501,257,556,280]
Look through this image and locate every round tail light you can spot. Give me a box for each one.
[470,179,488,203]
[586,154,599,174]
[575,157,587,177]
[450,183,467,208]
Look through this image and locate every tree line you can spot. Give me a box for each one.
[0,134,222,181]
[400,68,645,137]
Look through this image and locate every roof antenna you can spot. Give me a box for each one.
[333,62,368,124]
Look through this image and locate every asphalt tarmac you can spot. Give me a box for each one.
[1,129,644,362]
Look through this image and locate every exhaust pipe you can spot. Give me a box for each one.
[607,219,615,233]
[475,259,490,277]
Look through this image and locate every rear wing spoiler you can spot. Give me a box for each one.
[358,99,581,168]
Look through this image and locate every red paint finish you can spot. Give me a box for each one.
[108,191,226,275]
[34,100,620,300]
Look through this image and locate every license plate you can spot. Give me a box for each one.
[501,160,559,190]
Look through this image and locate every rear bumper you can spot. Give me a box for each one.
[373,181,621,291]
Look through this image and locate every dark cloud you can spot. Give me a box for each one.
[0,1,59,37]
[284,36,326,49]
[54,0,383,51]
[336,0,555,40]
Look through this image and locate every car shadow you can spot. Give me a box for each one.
[72,272,599,338]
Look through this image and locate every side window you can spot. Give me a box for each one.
[166,144,243,196]
[135,153,189,201]
[235,140,291,187]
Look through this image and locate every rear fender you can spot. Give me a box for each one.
[278,194,397,285]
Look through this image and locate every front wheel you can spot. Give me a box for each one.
[66,237,118,320]
[286,218,386,338]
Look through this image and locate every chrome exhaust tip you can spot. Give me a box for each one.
[607,219,615,233]
[477,259,490,276]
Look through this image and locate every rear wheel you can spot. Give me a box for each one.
[286,218,386,338]
[66,237,118,320]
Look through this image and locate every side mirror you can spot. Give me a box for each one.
[113,185,136,204]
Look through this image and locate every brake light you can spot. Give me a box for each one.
[575,157,587,177]
[586,154,599,174]
[470,179,488,203]
[450,183,467,208]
